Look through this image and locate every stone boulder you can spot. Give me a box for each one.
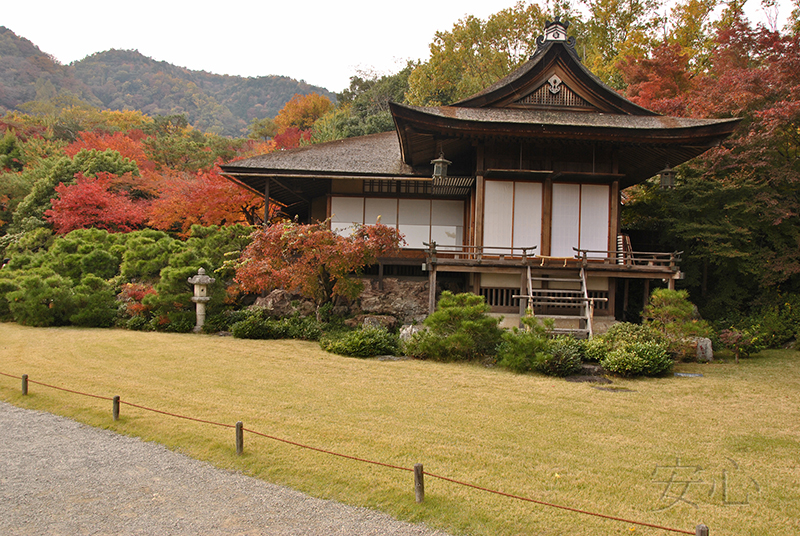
[358,278,428,324]
[344,314,398,330]
[399,324,426,342]
[692,337,714,362]
[252,289,315,318]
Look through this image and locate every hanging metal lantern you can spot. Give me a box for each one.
[659,164,675,189]
[431,153,451,181]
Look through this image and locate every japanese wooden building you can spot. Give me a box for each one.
[221,19,739,335]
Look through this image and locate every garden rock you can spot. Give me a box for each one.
[692,337,714,362]
[344,315,398,330]
[399,324,426,342]
[252,289,315,317]
[359,278,428,323]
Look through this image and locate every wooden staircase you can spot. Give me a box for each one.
[515,265,600,338]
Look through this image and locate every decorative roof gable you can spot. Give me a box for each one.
[455,18,655,116]
[512,74,595,111]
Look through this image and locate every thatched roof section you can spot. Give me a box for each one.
[221,131,413,178]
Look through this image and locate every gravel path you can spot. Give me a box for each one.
[0,401,450,536]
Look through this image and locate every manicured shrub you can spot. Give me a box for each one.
[582,336,608,362]
[280,315,323,341]
[403,291,502,361]
[496,317,551,373]
[119,229,177,281]
[0,277,20,321]
[231,315,275,339]
[80,248,119,280]
[126,315,152,331]
[151,311,196,333]
[202,309,251,334]
[70,275,117,327]
[231,313,324,341]
[538,335,584,377]
[600,341,673,377]
[320,326,399,358]
[643,288,712,360]
[7,273,74,326]
[588,322,668,362]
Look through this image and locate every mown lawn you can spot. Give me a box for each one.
[1,322,798,536]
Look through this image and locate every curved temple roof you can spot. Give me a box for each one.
[222,18,740,206]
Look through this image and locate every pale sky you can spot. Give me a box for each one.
[3,0,795,93]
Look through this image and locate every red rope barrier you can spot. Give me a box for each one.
[0,371,21,379]
[119,400,235,428]
[0,370,697,534]
[243,427,413,473]
[26,378,114,401]
[423,471,695,535]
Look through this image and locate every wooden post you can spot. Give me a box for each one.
[518,269,527,322]
[428,265,437,315]
[263,179,270,226]
[21,374,28,395]
[236,421,244,455]
[113,396,120,421]
[541,176,553,256]
[696,524,709,536]
[414,463,425,503]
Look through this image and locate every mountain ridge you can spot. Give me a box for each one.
[0,26,335,137]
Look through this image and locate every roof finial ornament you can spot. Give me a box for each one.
[533,17,578,58]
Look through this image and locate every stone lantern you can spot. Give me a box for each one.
[188,268,215,332]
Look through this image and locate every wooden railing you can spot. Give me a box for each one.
[423,242,537,262]
[421,242,680,271]
[573,247,682,270]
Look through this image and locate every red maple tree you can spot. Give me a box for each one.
[45,172,149,234]
[147,166,265,234]
[235,220,403,306]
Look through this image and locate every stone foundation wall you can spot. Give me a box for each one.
[251,278,430,325]
[357,278,429,324]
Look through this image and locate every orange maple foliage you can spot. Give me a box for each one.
[147,166,264,235]
[63,130,154,173]
[274,92,332,132]
[236,220,402,305]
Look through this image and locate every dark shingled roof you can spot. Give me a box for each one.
[221,131,413,177]
[393,104,737,133]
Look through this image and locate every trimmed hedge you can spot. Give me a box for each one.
[320,327,399,358]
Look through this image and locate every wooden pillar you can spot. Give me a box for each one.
[541,177,553,256]
[474,144,485,250]
[623,279,630,315]
[518,269,527,327]
[607,278,616,319]
[263,178,270,226]
[609,180,620,252]
[428,265,437,314]
[643,279,650,309]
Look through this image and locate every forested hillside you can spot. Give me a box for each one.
[0,27,334,137]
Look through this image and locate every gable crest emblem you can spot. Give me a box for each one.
[548,74,563,94]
